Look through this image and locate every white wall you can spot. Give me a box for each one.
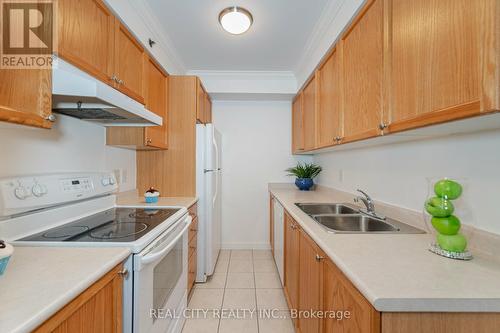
[213,100,311,249]
[0,115,136,192]
[314,130,500,235]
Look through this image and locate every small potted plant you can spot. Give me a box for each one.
[286,162,322,191]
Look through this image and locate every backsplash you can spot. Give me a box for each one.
[314,129,500,236]
[0,115,136,192]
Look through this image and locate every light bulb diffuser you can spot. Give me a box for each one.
[219,6,253,35]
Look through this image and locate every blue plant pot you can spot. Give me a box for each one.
[295,178,314,191]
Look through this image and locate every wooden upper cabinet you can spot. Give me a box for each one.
[388,0,496,133]
[303,76,318,151]
[196,80,206,123]
[298,229,324,333]
[317,47,343,147]
[57,0,115,86]
[57,0,146,104]
[206,93,212,123]
[144,58,168,149]
[0,68,52,129]
[114,23,146,104]
[323,258,380,333]
[341,0,384,143]
[292,93,304,153]
[284,212,300,330]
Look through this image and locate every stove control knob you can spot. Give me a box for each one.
[14,186,30,200]
[109,177,116,185]
[101,177,110,186]
[32,184,47,197]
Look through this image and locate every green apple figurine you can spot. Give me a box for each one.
[431,215,461,235]
[425,197,454,217]
[437,233,467,253]
[434,179,463,200]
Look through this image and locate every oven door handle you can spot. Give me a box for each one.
[140,215,191,266]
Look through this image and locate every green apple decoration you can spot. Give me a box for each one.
[425,197,454,217]
[431,215,461,235]
[434,179,463,200]
[424,178,468,255]
[437,233,467,252]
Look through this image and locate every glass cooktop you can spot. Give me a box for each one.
[19,207,180,243]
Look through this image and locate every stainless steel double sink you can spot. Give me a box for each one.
[295,203,425,234]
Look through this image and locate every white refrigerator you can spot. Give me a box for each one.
[196,123,222,282]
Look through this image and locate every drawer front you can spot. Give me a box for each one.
[188,250,197,295]
[189,233,197,259]
[188,203,198,218]
[189,217,198,241]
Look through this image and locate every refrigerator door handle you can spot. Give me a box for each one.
[204,169,216,173]
[212,136,219,206]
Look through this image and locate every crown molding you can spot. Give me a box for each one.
[294,0,365,88]
[188,70,297,101]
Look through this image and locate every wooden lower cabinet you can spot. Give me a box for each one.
[284,211,300,329]
[298,229,324,333]
[188,203,198,297]
[323,258,380,333]
[34,263,124,333]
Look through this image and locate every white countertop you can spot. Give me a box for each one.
[117,190,197,209]
[0,246,131,333]
[269,183,500,312]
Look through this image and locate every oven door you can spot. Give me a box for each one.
[133,214,191,333]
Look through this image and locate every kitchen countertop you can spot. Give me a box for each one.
[117,190,197,209]
[0,246,131,333]
[269,183,500,312]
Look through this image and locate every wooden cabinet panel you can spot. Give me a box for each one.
[382,312,500,333]
[323,258,380,333]
[0,68,52,128]
[292,93,305,153]
[303,77,317,151]
[57,0,115,85]
[34,263,123,333]
[114,23,146,104]
[144,58,168,149]
[317,47,343,147]
[341,0,384,143]
[196,80,206,123]
[284,212,300,329]
[298,229,323,333]
[388,0,489,133]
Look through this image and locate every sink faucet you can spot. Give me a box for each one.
[354,189,385,220]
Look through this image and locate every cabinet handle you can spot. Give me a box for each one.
[118,79,124,85]
[148,38,156,48]
[291,224,297,230]
[111,75,118,83]
[118,268,129,278]
[146,138,152,144]
[379,122,388,131]
[335,136,344,143]
[315,254,325,262]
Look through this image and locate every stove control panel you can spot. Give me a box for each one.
[0,172,118,218]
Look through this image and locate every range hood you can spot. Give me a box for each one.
[52,57,162,126]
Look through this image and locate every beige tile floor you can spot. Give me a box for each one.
[182,250,295,333]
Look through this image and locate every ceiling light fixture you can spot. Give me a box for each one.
[218,6,253,35]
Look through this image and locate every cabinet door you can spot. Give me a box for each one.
[323,259,380,333]
[284,212,300,329]
[196,80,206,123]
[34,264,123,332]
[388,0,487,133]
[114,23,146,104]
[0,68,52,128]
[292,93,304,153]
[204,92,212,123]
[144,58,168,149]
[57,0,115,86]
[298,229,324,333]
[317,47,343,147]
[341,0,384,143]
[303,76,317,151]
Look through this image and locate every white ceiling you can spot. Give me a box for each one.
[145,0,330,72]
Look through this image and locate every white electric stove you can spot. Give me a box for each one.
[0,172,190,333]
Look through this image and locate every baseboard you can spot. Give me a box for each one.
[221,243,271,250]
